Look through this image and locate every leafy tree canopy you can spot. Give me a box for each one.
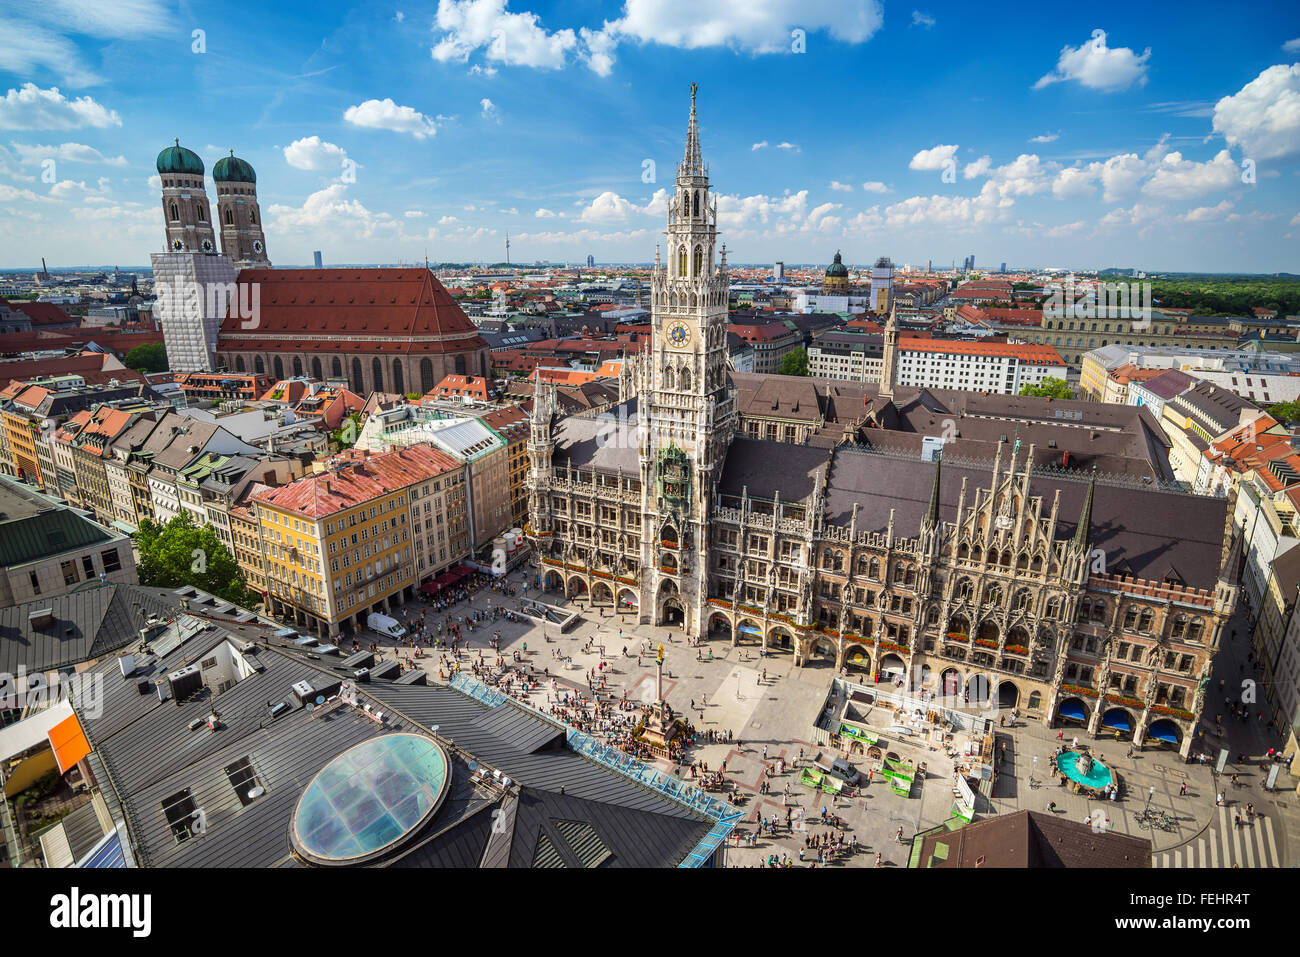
[778,347,809,377]
[1019,377,1073,399]
[124,342,167,373]
[136,512,255,606]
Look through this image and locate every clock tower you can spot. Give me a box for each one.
[637,84,736,636]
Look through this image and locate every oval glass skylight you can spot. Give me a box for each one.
[291,734,450,865]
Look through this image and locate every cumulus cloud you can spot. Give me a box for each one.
[1283,39,1300,54]
[468,64,498,76]
[576,190,665,224]
[1052,164,1098,199]
[1034,29,1150,92]
[534,207,558,218]
[283,135,348,170]
[862,181,889,193]
[908,144,958,171]
[267,183,397,239]
[432,0,577,70]
[717,190,808,230]
[343,97,437,138]
[776,142,799,151]
[10,141,124,165]
[438,214,459,224]
[829,180,854,192]
[0,84,121,130]
[480,97,498,119]
[751,141,768,151]
[1212,63,1300,161]
[1142,149,1239,199]
[963,155,992,179]
[1029,131,1059,143]
[1184,200,1233,222]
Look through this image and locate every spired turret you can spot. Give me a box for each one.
[157,139,216,254]
[213,150,269,266]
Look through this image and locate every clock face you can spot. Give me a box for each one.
[253,240,263,253]
[201,239,214,251]
[172,239,184,250]
[665,320,691,348]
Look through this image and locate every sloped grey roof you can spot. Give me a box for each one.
[719,438,830,502]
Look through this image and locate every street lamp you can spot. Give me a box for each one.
[1146,784,1155,813]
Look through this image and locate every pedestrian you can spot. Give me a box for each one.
[896,826,905,844]
[1179,781,1187,796]
[874,852,882,868]
[1048,801,1057,813]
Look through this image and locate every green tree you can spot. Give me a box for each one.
[331,412,361,449]
[1266,400,1300,425]
[1019,377,1073,399]
[136,512,256,606]
[124,342,168,373]
[778,347,809,376]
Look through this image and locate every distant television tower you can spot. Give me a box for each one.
[505,232,511,266]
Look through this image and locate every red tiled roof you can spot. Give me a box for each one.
[253,443,461,518]
[0,298,75,325]
[218,268,487,356]
[900,338,1066,364]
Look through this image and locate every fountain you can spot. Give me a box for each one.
[1056,748,1115,793]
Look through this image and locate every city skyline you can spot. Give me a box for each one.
[0,1,1298,271]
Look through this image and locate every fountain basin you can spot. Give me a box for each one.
[1056,750,1113,789]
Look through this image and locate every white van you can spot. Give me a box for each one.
[367,612,407,639]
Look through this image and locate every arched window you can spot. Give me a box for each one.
[955,578,972,602]
[273,356,284,380]
[420,358,434,393]
[454,354,466,375]
[663,366,675,391]
[1028,691,1042,710]
[234,355,245,372]
[678,245,687,276]
[680,365,692,392]
[197,204,206,222]
[292,356,303,378]
[249,208,256,224]
[1138,609,1153,633]
[224,208,233,225]
[1014,590,1031,612]
[169,202,179,221]
[392,359,404,395]
[1045,598,1060,619]
[351,358,363,393]
[693,245,703,276]
[692,190,699,217]
[371,358,384,393]
[254,355,265,374]
[985,585,1003,606]
[1124,606,1138,630]
[332,357,343,380]
[681,190,689,215]
[1187,618,1204,642]
[856,555,869,575]
[311,357,322,380]
[868,557,880,580]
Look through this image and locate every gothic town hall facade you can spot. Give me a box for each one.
[526,90,1238,759]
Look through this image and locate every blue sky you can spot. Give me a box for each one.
[1,0,1298,271]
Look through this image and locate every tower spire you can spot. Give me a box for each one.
[1072,467,1097,549]
[680,82,704,178]
[924,452,942,528]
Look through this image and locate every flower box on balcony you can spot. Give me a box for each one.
[946,632,970,643]
[1105,694,1144,709]
[974,638,998,649]
[1150,705,1194,720]
[1060,683,1098,698]
[1004,645,1029,655]
[878,640,907,654]
[661,540,678,549]
[659,566,675,575]
[616,576,637,585]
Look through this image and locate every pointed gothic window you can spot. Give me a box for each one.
[692,190,699,217]
[197,204,206,222]
[693,245,703,276]
[169,202,179,222]
[249,208,257,224]
[678,245,687,276]
[680,365,692,392]
[663,366,675,391]
[225,208,233,225]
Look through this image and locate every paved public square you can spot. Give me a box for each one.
[357,565,1299,868]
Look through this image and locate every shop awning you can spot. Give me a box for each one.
[737,625,762,637]
[48,712,91,774]
[1147,719,1180,743]
[1101,709,1132,732]
[1057,699,1087,721]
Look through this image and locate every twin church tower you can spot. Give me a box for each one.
[151,142,268,372]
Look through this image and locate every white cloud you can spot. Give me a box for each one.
[911,11,935,29]
[0,84,121,130]
[776,142,799,151]
[438,215,459,224]
[862,181,889,193]
[267,183,397,239]
[1291,210,1300,225]
[48,176,111,199]
[534,207,558,218]
[1212,63,1300,161]
[343,97,437,138]
[0,182,50,203]
[1099,152,1147,201]
[0,19,102,87]
[1184,200,1233,222]
[909,144,958,171]
[394,10,405,22]
[432,0,577,70]
[468,64,498,76]
[579,25,618,77]
[1029,131,1059,143]
[10,141,124,165]
[1283,39,1300,54]
[480,97,498,119]
[576,190,666,224]
[963,155,992,179]
[881,182,1015,228]
[829,180,854,192]
[283,135,348,171]
[1052,164,1098,199]
[717,190,808,230]
[1034,29,1150,92]
[1142,149,1238,199]
[985,153,1053,198]
[751,141,768,151]
[601,0,884,54]
[404,209,425,218]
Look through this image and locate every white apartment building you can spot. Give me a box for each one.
[807,331,883,382]
[895,340,1068,394]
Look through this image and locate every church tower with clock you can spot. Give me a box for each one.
[637,85,737,636]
